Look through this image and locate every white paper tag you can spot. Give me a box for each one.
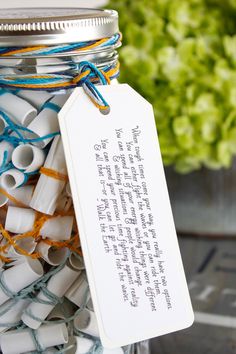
[59,84,194,348]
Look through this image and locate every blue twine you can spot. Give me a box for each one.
[0,33,121,57]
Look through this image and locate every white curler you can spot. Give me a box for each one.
[15,90,52,110]
[0,299,30,333]
[12,144,45,173]
[22,264,80,329]
[0,258,43,306]
[75,337,94,354]
[40,215,74,241]
[0,323,68,354]
[26,95,69,148]
[0,114,6,134]
[0,141,14,166]
[69,253,85,271]
[5,206,36,234]
[0,90,37,126]
[0,169,26,190]
[7,185,34,207]
[36,242,68,266]
[73,309,99,338]
[30,136,68,215]
[65,273,89,308]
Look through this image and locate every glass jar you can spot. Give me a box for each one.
[0,7,145,354]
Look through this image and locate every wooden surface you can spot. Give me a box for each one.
[165,162,236,236]
[150,236,236,354]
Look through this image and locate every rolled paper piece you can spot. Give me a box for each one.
[30,136,68,215]
[0,58,23,66]
[69,254,85,271]
[36,58,71,74]
[47,300,75,321]
[0,258,43,306]
[0,299,30,333]
[65,272,88,308]
[40,216,74,240]
[0,114,6,134]
[5,206,36,234]
[63,336,77,354]
[86,297,94,312]
[22,263,80,329]
[7,237,37,258]
[0,193,8,207]
[12,144,45,173]
[73,309,99,338]
[0,68,22,75]
[103,349,124,354]
[0,323,68,354]
[26,95,69,148]
[36,242,68,266]
[0,169,27,190]
[56,194,72,212]
[75,337,94,354]
[66,183,72,197]
[7,185,34,207]
[0,141,14,166]
[15,90,52,110]
[0,90,37,126]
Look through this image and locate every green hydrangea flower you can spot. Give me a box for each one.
[108,0,236,173]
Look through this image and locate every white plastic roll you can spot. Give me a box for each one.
[40,216,74,241]
[36,242,68,266]
[74,309,99,337]
[0,114,6,134]
[16,90,52,110]
[30,136,68,215]
[65,273,88,308]
[12,144,45,173]
[5,206,36,234]
[26,95,69,148]
[69,254,85,271]
[0,258,43,306]
[0,169,26,190]
[0,90,37,126]
[7,185,34,207]
[0,141,14,166]
[0,323,68,354]
[22,264,80,329]
[0,299,30,333]
[75,337,94,354]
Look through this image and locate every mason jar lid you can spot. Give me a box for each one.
[0,8,119,47]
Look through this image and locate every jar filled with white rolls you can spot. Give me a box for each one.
[0,7,142,354]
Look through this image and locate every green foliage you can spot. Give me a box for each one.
[108,0,236,173]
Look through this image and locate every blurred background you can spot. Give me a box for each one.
[4,0,236,353]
